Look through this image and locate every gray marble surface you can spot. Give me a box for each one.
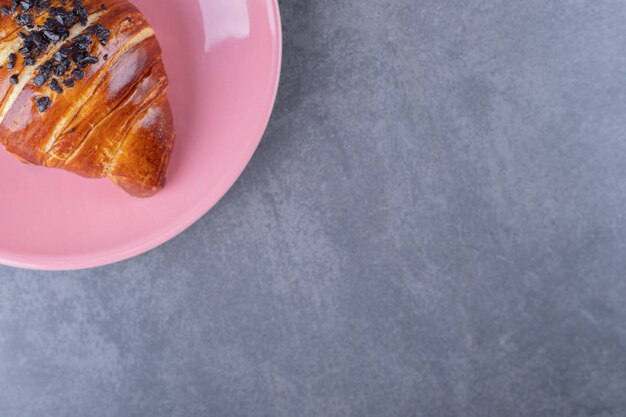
[2,1,626,416]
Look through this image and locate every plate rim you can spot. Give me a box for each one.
[0,0,283,271]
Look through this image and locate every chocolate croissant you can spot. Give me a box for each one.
[0,0,175,197]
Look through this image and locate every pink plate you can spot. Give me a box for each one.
[0,0,282,270]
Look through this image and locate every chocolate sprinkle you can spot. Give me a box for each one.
[33,64,51,86]
[89,23,109,45]
[9,74,19,84]
[74,5,87,25]
[49,77,62,93]
[14,13,34,27]
[36,1,50,12]
[36,96,50,112]
[71,68,83,80]
[6,53,16,69]
[54,58,69,76]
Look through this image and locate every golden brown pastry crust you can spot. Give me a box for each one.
[0,0,175,197]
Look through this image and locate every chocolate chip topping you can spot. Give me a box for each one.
[35,95,50,112]
[49,76,62,93]
[6,53,16,69]
[1,0,112,112]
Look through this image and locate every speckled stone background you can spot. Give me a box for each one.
[1,1,626,416]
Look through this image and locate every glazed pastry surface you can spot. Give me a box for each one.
[0,0,175,197]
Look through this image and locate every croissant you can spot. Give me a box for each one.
[0,0,175,197]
